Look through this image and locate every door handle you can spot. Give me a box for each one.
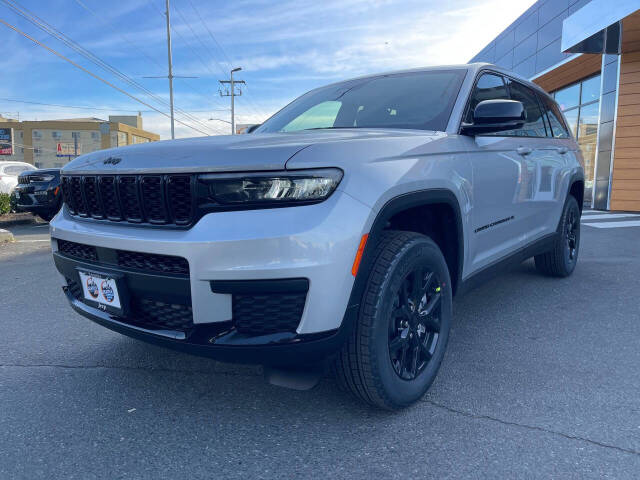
[516,146,532,156]
[556,146,568,155]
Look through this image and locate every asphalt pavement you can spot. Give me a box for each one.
[0,213,639,479]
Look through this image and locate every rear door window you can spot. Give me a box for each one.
[504,80,547,137]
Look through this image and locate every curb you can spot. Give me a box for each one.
[0,228,15,243]
[0,214,40,228]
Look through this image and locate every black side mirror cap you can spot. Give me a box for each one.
[461,99,526,135]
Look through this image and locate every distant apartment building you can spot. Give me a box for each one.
[0,114,160,169]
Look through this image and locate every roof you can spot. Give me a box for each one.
[47,117,106,122]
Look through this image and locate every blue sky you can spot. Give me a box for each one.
[0,0,536,139]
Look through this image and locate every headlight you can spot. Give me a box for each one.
[31,174,56,182]
[198,168,343,206]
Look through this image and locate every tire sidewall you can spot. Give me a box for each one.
[368,237,452,407]
[560,196,580,274]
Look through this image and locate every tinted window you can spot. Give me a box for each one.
[505,81,547,137]
[257,69,467,133]
[465,73,509,123]
[540,95,570,138]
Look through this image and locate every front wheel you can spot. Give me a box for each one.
[334,231,452,410]
[534,194,580,277]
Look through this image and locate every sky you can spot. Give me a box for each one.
[0,0,537,139]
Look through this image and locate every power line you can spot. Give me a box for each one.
[72,0,228,117]
[0,18,213,136]
[2,0,218,135]
[167,0,268,121]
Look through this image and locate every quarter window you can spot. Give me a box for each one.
[539,95,570,139]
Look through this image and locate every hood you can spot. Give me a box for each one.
[61,129,441,175]
[25,168,60,175]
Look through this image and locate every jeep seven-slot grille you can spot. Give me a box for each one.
[61,174,194,226]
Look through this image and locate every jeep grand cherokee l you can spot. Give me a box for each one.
[50,63,584,409]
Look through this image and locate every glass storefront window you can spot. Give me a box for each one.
[581,75,601,104]
[552,74,601,206]
[563,108,579,138]
[554,83,580,111]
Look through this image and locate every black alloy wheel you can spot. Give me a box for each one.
[389,268,442,380]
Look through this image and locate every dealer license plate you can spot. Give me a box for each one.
[78,271,122,309]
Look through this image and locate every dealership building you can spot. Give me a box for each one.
[0,114,159,170]
[470,0,640,211]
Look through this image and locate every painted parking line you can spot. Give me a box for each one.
[583,220,640,229]
[581,213,640,221]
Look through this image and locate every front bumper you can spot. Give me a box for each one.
[50,190,371,362]
[14,185,60,213]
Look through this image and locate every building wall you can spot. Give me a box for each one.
[470,0,593,79]
[610,14,640,211]
[0,119,159,169]
[0,127,25,162]
[31,128,102,168]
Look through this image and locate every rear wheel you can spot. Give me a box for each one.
[534,194,580,277]
[334,231,452,410]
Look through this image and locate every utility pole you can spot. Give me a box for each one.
[165,0,175,139]
[219,67,245,135]
[144,1,197,139]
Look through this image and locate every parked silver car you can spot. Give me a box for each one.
[50,63,584,409]
[0,161,36,194]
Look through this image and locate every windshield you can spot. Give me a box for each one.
[2,164,35,175]
[256,69,467,133]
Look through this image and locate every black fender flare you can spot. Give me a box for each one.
[335,189,465,345]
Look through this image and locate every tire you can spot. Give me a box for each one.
[534,194,580,277]
[334,230,453,410]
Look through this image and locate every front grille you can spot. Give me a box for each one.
[65,278,193,332]
[17,175,29,185]
[57,239,98,262]
[233,293,306,335]
[130,298,194,331]
[57,239,189,277]
[61,174,195,227]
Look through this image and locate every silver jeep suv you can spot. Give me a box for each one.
[51,63,584,409]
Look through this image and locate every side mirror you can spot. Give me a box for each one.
[246,124,261,134]
[461,99,526,135]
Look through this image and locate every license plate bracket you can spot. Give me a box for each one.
[76,268,129,316]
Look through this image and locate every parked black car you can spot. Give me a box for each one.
[14,169,62,221]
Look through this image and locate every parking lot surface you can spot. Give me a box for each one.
[1,212,639,479]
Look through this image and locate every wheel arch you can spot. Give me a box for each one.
[568,172,585,212]
[348,189,464,314]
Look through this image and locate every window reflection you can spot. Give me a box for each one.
[552,74,601,205]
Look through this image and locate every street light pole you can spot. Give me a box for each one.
[165,0,175,139]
